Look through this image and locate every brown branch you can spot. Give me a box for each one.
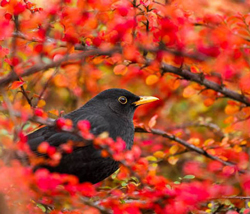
[135,127,246,174]
[2,44,249,109]
[161,63,250,106]
[222,196,250,200]
[20,85,33,107]
[0,47,122,89]
[208,195,250,201]
[76,44,208,62]
[23,111,248,174]
[1,106,245,174]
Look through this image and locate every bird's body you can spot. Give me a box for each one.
[27,89,158,183]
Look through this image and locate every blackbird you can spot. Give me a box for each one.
[27,88,158,184]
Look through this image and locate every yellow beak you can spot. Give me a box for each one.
[133,96,159,106]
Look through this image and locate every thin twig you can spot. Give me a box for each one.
[20,85,33,107]
[0,47,122,88]
[135,127,246,174]
[1,45,250,109]
[35,67,59,107]
[0,106,246,173]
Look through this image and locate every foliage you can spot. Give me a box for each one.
[1,0,250,213]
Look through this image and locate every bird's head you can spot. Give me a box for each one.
[93,88,159,119]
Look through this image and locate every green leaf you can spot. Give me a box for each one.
[37,204,46,213]
[183,175,195,179]
[120,199,125,204]
[166,184,172,189]
[121,181,127,187]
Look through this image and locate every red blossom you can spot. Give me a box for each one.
[56,118,73,131]
[0,0,8,7]
[78,182,96,197]
[77,120,91,131]
[34,44,43,53]
[37,141,50,154]
[92,37,102,47]
[13,2,26,15]
[117,6,129,17]
[4,12,12,20]
[34,108,44,117]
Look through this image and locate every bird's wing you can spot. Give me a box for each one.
[27,114,110,153]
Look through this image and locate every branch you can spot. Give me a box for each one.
[26,113,248,174]
[0,47,122,88]
[135,127,246,174]
[35,67,59,107]
[19,85,33,107]
[76,44,208,62]
[2,44,249,109]
[1,106,245,174]
[161,63,250,106]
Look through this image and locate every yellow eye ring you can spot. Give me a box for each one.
[118,96,127,104]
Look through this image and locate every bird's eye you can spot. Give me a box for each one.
[118,96,127,104]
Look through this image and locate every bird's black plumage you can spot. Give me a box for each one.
[27,88,158,184]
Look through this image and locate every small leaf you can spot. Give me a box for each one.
[183,85,196,98]
[204,138,215,146]
[188,138,200,146]
[148,115,158,128]
[36,204,46,212]
[169,144,179,154]
[121,182,127,187]
[146,74,159,85]
[153,151,165,159]
[113,64,127,75]
[204,98,215,107]
[247,201,250,208]
[168,156,179,165]
[10,81,25,89]
[225,105,240,115]
[183,175,195,180]
[37,100,46,108]
[146,155,157,162]
[120,199,126,204]
[190,66,200,73]
[168,78,180,90]
[233,145,242,153]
